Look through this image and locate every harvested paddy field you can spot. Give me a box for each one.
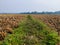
[0,14,60,45]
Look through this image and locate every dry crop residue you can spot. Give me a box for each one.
[33,15,60,35]
[0,15,25,40]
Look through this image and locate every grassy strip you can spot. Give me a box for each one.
[0,15,60,45]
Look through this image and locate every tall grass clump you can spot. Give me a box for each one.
[0,15,60,45]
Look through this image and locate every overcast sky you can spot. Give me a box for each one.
[0,0,60,13]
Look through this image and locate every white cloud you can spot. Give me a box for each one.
[0,0,60,13]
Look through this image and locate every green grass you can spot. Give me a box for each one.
[0,15,60,45]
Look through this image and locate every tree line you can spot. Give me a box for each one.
[20,11,60,14]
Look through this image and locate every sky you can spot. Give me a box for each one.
[0,0,60,13]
